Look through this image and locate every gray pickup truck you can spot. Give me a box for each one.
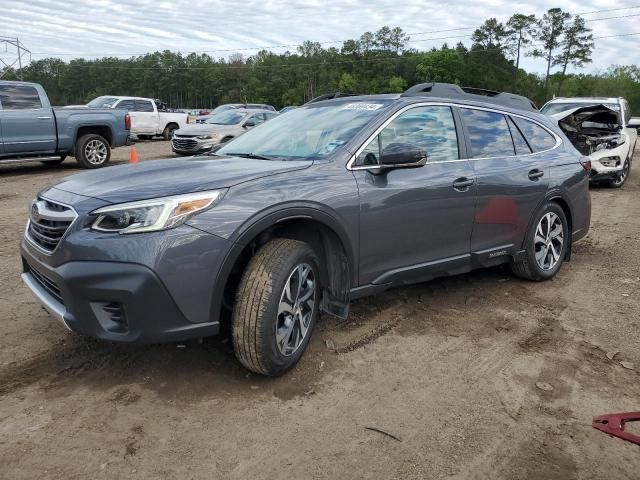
[0,81,130,168]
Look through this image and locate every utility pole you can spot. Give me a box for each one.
[0,36,31,80]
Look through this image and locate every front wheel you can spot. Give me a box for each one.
[511,203,568,281]
[75,134,111,169]
[606,158,630,188]
[162,124,178,140]
[232,238,320,376]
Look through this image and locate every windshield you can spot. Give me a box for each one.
[205,111,247,125]
[541,102,619,115]
[86,96,119,108]
[211,105,239,113]
[217,101,391,160]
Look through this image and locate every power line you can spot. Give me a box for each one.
[6,31,639,72]
[17,5,640,59]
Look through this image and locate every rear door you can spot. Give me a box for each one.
[0,84,56,155]
[353,105,477,286]
[460,107,553,260]
[129,99,156,134]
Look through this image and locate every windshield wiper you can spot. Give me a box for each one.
[225,152,275,160]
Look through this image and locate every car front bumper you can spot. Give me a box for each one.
[20,216,233,343]
[21,250,221,343]
[171,137,220,154]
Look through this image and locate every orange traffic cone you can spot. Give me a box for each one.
[129,147,139,164]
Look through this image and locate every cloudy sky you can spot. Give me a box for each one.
[1,0,639,74]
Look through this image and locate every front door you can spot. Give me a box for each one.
[353,105,477,286]
[0,83,56,155]
[129,99,156,135]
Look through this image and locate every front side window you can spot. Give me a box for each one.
[512,117,557,152]
[134,100,155,112]
[87,96,119,108]
[462,109,515,157]
[355,106,459,166]
[0,84,42,110]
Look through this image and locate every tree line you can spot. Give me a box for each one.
[2,8,639,113]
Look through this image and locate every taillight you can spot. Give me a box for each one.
[580,158,592,172]
[124,113,131,130]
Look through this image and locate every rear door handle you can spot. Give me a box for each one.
[528,169,544,180]
[38,116,52,120]
[453,177,475,192]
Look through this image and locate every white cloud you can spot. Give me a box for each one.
[0,0,638,73]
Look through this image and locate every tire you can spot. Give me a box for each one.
[162,124,178,140]
[605,158,630,188]
[231,238,320,376]
[510,202,569,281]
[75,134,110,169]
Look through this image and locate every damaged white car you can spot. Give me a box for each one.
[541,98,639,187]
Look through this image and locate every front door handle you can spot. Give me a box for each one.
[453,177,475,192]
[528,169,544,180]
[38,116,52,120]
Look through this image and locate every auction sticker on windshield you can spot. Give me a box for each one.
[342,103,384,111]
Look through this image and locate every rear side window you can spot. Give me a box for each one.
[116,100,135,111]
[512,117,557,152]
[507,117,532,155]
[0,84,42,110]
[461,109,514,157]
[134,100,155,112]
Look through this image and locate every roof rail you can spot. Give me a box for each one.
[401,83,538,112]
[305,92,361,105]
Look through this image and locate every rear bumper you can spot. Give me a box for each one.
[21,249,220,344]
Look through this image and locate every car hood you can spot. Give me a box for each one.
[50,155,312,204]
[175,124,236,135]
[551,104,621,130]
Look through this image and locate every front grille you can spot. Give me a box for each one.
[27,263,64,305]
[27,198,76,253]
[172,137,198,150]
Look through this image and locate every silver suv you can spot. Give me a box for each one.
[172,108,278,155]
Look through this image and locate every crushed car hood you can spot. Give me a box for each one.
[551,104,621,130]
[50,156,312,204]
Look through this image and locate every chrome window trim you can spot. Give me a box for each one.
[346,102,563,171]
[24,197,79,256]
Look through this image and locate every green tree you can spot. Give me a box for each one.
[532,8,571,91]
[553,16,594,94]
[388,76,407,92]
[506,14,537,75]
[472,18,509,53]
[338,72,357,92]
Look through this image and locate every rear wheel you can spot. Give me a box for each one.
[162,124,178,140]
[511,203,568,281]
[231,238,320,376]
[75,134,110,169]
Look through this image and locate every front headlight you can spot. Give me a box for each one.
[197,135,212,140]
[90,190,225,234]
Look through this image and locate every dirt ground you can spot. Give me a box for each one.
[1,141,639,479]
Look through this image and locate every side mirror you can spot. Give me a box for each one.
[627,117,640,129]
[379,143,428,168]
[243,121,255,128]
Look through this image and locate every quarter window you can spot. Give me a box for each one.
[461,109,514,157]
[512,117,556,152]
[355,106,459,166]
[507,117,532,155]
[0,84,42,110]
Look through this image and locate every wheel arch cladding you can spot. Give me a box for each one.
[76,125,113,146]
[214,214,353,326]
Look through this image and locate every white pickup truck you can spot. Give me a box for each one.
[69,96,189,140]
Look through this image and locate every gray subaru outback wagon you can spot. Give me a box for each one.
[21,83,591,376]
